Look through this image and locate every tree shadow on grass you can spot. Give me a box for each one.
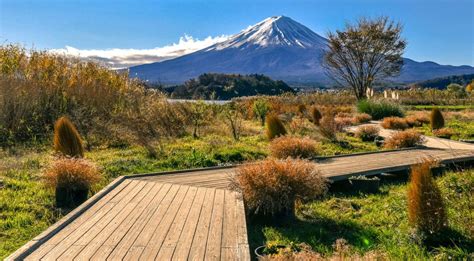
[247,214,380,258]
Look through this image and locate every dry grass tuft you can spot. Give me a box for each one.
[355,125,380,141]
[352,113,372,124]
[432,128,455,139]
[43,157,101,190]
[53,116,84,158]
[430,108,445,130]
[232,158,328,217]
[270,136,318,159]
[311,107,323,126]
[384,129,425,149]
[408,160,447,235]
[381,117,409,130]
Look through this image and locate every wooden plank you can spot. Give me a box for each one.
[73,181,155,259]
[138,185,190,260]
[105,183,173,260]
[43,180,145,260]
[188,188,215,260]
[155,186,198,260]
[221,190,239,260]
[171,187,207,260]
[87,183,165,260]
[123,246,144,261]
[204,189,225,260]
[235,192,250,260]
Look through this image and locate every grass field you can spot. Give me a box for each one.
[248,169,474,259]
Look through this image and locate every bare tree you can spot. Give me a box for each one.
[324,17,407,100]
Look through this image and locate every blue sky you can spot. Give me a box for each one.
[1,0,473,67]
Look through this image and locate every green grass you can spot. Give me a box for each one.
[407,105,474,111]
[415,120,474,141]
[248,169,474,259]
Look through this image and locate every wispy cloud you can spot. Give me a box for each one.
[50,34,228,69]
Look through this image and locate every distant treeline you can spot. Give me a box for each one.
[162,73,295,100]
[415,74,474,89]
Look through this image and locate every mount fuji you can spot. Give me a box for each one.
[129,16,474,86]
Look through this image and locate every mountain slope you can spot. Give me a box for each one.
[129,16,474,85]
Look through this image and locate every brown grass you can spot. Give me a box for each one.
[384,129,425,149]
[355,125,380,141]
[311,107,323,126]
[270,136,318,159]
[408,160,447,234]
[232,158,328,216]
[319,115,339,141]
[53,116,84,158]
[381,117,409,130]
[432,128,455,139]
[43,157,101,190]
[352,113,372,124]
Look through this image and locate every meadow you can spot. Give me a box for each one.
[1,45,473,259]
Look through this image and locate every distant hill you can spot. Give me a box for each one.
[415,74,474,89]
[129,16,474,85]
[165,73,295,100]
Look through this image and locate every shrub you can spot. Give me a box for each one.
[352,113,372,124]
[430,108,445,130]
[311,107,322,126]
[405,114,428,127]
[43,158,100,190]
[319,115,338,141]
[253,98,269,126]
[432,128,455,139]
[265,114,287,140]
[334,116,353,129]
[54,117,85,158]
[357,100,403,120]
[355,125,380,141]
[408,160,447,235]
[270,136,318,159]
[384,129,425,149]
[381,117,409,130]
[232,158,328,217]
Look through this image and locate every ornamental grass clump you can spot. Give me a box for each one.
[265,114,287,140]
[355,125,380,142]
[53,116,84,158]
[356,99,404,120]
[270,136,318,159]
[384,129,425,149]
[430,108,445,130]
[408,160,447,236]
[381,117,409,130]
[232,158,328,217]
[311,107,322,126]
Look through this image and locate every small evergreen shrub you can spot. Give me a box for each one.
[265,114,287,140]
[270,136,318,159]
[357,100,404,120]
[355,125,380,141]
[232,158,328,217]
[381,117,409,130]
[44,157,100,190]
[384,129,425,149]
[53,116,84,158]
[430,108,445,130]
[408,160,447,235]
[311,107,322,126]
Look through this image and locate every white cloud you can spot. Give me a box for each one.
[50,34,229,69]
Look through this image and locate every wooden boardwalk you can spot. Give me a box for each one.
[8,147,474,261]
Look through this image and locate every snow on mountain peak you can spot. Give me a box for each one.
[206,16,328,51]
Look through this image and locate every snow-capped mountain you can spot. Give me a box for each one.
[129,16,474,85]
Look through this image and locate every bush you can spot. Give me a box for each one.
[253,98,269,126]
[54,117,85,158]
[430,108,445,130]
[311,107,322,126]
[381,117,409,130]
[266,114,287,140]
[432,128,455,139]
[232,158,328,217]
[408,160,447,235]
[405,114,429,127]
[334,116,353,129]
[357,100,404,120]
[355,125,380,141]
[384,129,425,149]
[270,136,318,159]
[352,113,372,124]
[319,115,339,141]
[43,158,100,190]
